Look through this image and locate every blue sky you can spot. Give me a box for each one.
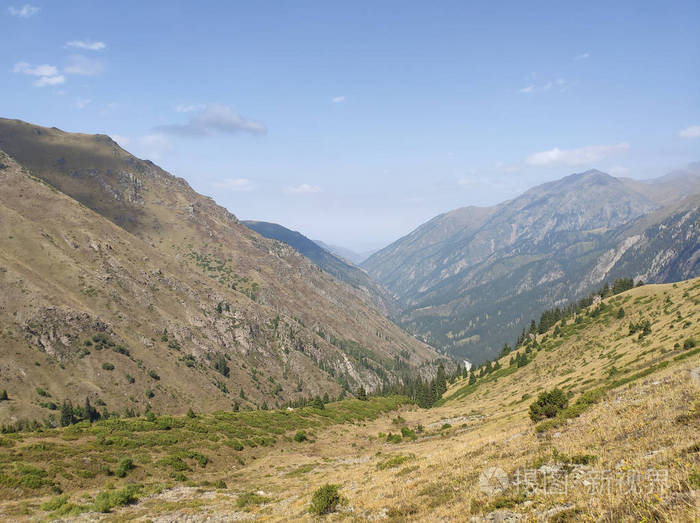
[2,1,699,251]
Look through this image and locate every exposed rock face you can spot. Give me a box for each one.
[363,169,700,362]
[24,307,114,361]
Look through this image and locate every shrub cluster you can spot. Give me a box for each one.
[529,388,568,422]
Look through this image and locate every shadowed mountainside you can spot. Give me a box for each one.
[243,220,397,316]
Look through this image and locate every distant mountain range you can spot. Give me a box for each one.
[1,116,697,423]
[363,167,700,363]
[312,241,377,265]
[0,118,447,422]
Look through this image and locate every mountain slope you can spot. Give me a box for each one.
[621,161,700,206]
[0,278,697,521]
[0,118,447,423]
[242,220,397,316]
[363,168,700,362]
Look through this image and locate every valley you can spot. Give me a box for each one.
[3,3,698,520]
[0,119,448,423]
[0,278,697,520]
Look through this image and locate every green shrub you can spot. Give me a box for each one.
[629,319,651,337]
[226,439,244,451]
[683,337,696,350]
[377,454,411,470]
[115,458,134,478]
[148,370,160,380]
[294,430,308,442]
[102,362,115,371]
[41,494,68,511]
[213,354,230,377]
[386,432,402,443]
[309,483,343,515]
[237,491,271,509]
[93,484,141,513]
[36,387,50,397]
[400,427,417,440]
[113,345,130,356]
[529,388,568,422]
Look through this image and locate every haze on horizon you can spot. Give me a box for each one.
[2,1,699,251]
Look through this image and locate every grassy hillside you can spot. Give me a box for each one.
[0,119,447,423]
[0,278,697,520]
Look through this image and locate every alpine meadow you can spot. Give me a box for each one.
[1,2,699,521]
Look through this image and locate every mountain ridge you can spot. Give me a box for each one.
[363,166,700,362]
[0,117,448,422]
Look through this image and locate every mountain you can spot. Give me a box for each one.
[313,240,376,265]
[242,221,396,316]
[2,278,697,521]
[620,162,700,206]
[363,168,700,362]
[0,118,448,423]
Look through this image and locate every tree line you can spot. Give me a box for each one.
[470,277,642,379]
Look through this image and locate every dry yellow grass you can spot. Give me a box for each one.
[1,278,698,521]
[0,123,443,422]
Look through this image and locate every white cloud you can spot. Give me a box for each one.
[176,104,206,113]
[110,134,131,147]
[75,97,92,109]
[212,178,254,191]
[34,75,65,86]
[519,77,571,94]
[332,95,346,103]
[65,40,106,51]
[13,62,57,76]
[156,104,266,136]
[527,143,630,167]
[8,4,39,17]
[64,54,104,75]
[575,52,590,61]
[286,184,322,194]
[679,125,700,138]
[13,62,65,87]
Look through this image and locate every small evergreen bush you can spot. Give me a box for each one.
[309,483,342,515]
[529,388,568,422]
